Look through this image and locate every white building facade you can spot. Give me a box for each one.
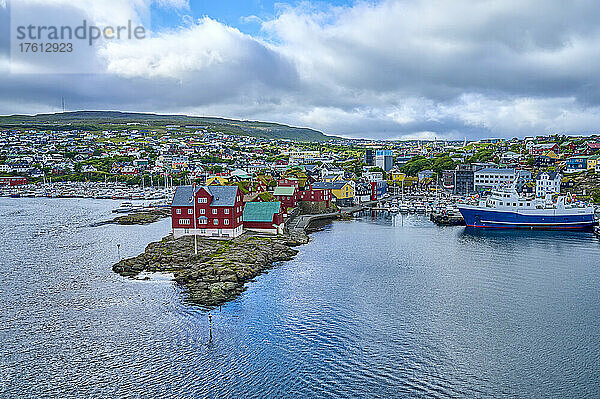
[535,172,561,198]
[474,168,516,191]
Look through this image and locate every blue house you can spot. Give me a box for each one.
[566,156,588,171]
[375,180,387,198]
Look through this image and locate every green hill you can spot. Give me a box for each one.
[0,111,334,142]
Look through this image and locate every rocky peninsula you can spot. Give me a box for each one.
[113,208,171,225]
[92,208,171,227]
[113,232,309,307]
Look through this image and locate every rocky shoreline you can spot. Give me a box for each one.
[92,208,171,227]
[113,231,310,307]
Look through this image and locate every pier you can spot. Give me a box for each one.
[288,192,466,232]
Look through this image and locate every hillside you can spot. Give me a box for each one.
[0,111,334,142]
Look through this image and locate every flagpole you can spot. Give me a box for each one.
[193,183,198,255]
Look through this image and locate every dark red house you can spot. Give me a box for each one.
[171,185,244,238]
[298,186,332,207]
[277,177,300,188]
[529,143,559,156]
[242,201,284,234]
[579,142,600,155]
[273,186,298,212]
[0,177,27,186]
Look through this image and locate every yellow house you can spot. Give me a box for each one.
[332,182,354,200]
[389,168,406,182]
[206,175,229,185]
[312,181,354,205]
[587,154,600,170]
[323,174,344,183]
[542,150,559,160]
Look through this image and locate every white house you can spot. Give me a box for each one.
[363,169,384,182]
[535,171,561,198]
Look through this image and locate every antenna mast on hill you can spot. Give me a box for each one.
[61,97,65,112]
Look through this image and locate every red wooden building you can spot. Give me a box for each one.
[242,201,284,234]
[277,177,300,188]
[298,187,332,207]
[529,143,559,156]
[273,186,298,212]
[0,177,27,186]
[171,185,244,239]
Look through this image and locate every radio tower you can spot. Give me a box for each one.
[61,97,65,112]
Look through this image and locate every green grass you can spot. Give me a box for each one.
[0,111,336,142]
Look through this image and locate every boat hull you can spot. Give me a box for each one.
[458,206,596,230]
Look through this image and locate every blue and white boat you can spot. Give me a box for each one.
[458,187,596,229]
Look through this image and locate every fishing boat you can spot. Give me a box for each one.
[458,187,595,229]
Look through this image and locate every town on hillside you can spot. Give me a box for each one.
[2,125,600,234]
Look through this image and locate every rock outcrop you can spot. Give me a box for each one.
[113,232,309,307]
[113,208,171,225]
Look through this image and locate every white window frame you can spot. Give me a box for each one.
[176,209,181,214]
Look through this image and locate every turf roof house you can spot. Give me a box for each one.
[171,185,244,239]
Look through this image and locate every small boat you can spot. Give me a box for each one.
[112,202,143,213]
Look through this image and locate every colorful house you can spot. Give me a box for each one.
[535,171,561,198]
[206,175,229,186]
[322,174,344,183]
[586,154,600,170]
[0,177,27,186]
[312,181,354,207]
[298,186,333,211]
[534,151,558,168]
[171,185,244,239]
[529,143,559,156]
[277,177,300,188]
[389,168,406,182]
[565,156,589,171]
[243,201,284,235]
[273,186,298,211]
[578,142,600,155]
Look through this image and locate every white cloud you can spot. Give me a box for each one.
[99,17,268,79]
[3,0,600,139]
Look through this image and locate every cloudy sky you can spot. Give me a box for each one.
[1,0,600,140]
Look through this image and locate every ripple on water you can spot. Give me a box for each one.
[1,202,600,398]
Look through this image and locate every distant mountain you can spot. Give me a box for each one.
[0,111,335,142]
